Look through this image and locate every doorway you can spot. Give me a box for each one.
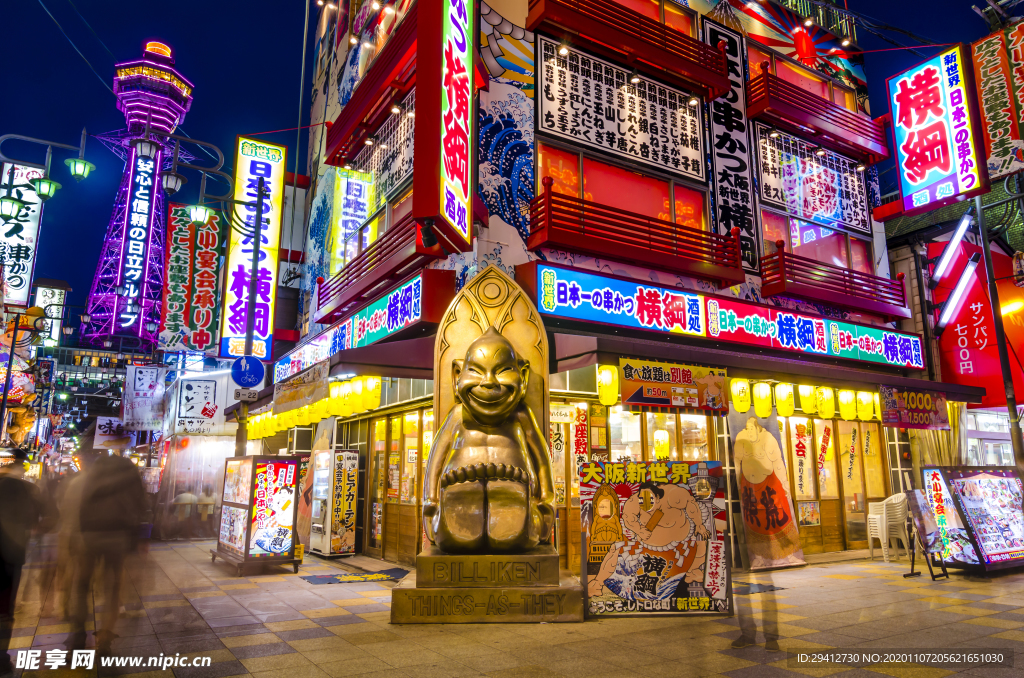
[363,420,388,559]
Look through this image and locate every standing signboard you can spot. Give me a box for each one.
[33,286,66,342]
[161,204,225,353]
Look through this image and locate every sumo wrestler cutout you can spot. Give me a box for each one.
[422,327,555,553]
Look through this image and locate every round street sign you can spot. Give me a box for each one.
[231,356,266,389]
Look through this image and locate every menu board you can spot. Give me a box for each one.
[249,459,298,557]
[946,468,1024,569]
[922,468,979,566]
[223,459,251,505]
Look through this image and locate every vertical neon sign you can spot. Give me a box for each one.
[119,149,161,329]
[438,0,473,244]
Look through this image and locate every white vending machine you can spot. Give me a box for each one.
[309,450,359,556]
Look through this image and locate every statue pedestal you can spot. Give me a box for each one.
[390,546,583,623]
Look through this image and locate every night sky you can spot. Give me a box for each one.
[0,0,1001,312]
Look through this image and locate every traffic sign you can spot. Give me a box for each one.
[234,388,259,402]
[231,356,266,389]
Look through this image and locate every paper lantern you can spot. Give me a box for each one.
[774,383,795,417]
[857,392,874,421]
[730,379,751,413]
[597,365,619,406]
[816,387,835,419]
[874,392,882,421]
[364,376,382,410]
[752,382,772,418]
[350,377,365,413]
[340,381,353,417]
[653,429,670,460]
[249,414,261,439]
[328,382,343,416]
[798,384,817,414]
[838,390,856,420]
[296,405,312,426]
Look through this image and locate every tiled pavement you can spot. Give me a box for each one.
[8,539,1024,678]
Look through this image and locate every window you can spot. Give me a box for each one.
[609,406,642,462]
[336,187,410,272]
[850,238,872,275]
[537,142,579,197]
[832,83,856,112]
[776,58,828,99]
[748,44,771,78]
[761,209,874,274]
[664,0,694,35]
[748,43,862,115]
[400,410,419,504]
[583,156,670,221]
[674,184,706,231]
[615,0,659,20]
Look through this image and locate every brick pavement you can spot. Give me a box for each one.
[7,539,1024,678]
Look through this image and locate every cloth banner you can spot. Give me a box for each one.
[273,361,329,414]
[123,365,167,431]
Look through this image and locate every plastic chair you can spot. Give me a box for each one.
[867,501,889,561]
[868,493,910,562]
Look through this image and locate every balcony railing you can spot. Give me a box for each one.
[747,69,889,163]
[526,0,730,99]
[529,177,745,286]
[760,240,910,320]
[314,214,444,325]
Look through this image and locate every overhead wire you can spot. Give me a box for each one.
[36,0,114,95]
[64,0,115,59]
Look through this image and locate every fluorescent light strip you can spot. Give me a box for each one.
[930,211,973,287]
[937,252,981,329]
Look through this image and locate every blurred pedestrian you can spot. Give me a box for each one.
[0,450,43,675]
[53,463,89,619]
[171,485,197,539]
[196,484,217,538]
[67,452,146,656]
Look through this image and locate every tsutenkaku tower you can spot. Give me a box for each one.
[82,41,193,350]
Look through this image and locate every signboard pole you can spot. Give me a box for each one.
[976,195,1024,467]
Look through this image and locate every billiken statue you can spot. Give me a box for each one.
[422,327,555,554]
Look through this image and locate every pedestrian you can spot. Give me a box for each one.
[54,463,88,619]
[196,484,217,538]
[67,452,146,656]
[171,484,198,539]
[0,450,44,675]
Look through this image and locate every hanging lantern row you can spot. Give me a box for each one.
[248,375,383,439]
[729,379,880,421]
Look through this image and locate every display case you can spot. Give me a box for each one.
[309,450,359,557]
[212,456,301,575]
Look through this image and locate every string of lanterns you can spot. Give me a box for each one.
[247,376,383,439]
[730,379,880,421]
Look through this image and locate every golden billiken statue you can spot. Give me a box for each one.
[422,327,555,553]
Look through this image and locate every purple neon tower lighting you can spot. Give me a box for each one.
[82,41,193,351]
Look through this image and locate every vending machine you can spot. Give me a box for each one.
[309,450,359,556]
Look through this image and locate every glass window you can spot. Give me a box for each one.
[748,45,771,78]
[645,412,678,461]
[537,142,580,197]
[861,423,886,498]
[583,156,670,221]
[838,420,866,541]
[664,0,694,35]
[674,184,706,231]
[391,188,413,226]
[400,411,419,504]
[975,413,1009,432]
[387,417,401,504]
[367,420,387,550]
[815,418,839,499]
[609,406,642,462]
[985,442,1013,465]
[850,237,873,275]
[361,213,382,252]
[550,370,568,391]
[567,365,597,394]
[966,437,982,466]
[613,0,660,20]
[790,219,848,268]
[761,209,789,254]
[679,414,709,461]
[777,58,829,99]
[787,417,816,501]
[832,83,856,112]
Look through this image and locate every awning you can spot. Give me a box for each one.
[552,330,986,404]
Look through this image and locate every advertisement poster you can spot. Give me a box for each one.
[123,365,167,431]
[161,204,225,353]
[906,489,944,556]
[798,502,820,527]
[580,460,731,615]
[387,452,400,501]
[223,459,252,505]
[173,375,232,435]
[879,384,950,430]
[272,360,329,414]
[788,419,814,500]
[218,506,247,557]
[619,358,728,411]
[923,467,979,565]
[331,451,359,555]
[946,468,1024,568]
[727,404,805,570]
[249,459,298,557]
[296,453,313,550]
[972,25,1024,180]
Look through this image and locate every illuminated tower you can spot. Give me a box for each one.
[82,41,193,350]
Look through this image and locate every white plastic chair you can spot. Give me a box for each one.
[868,493,910,562]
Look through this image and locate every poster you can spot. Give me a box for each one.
[0,163,44,308]
[249,459,298,557]
[537,36,705,182]
[704,21,758,272]
[946,468,1024,568]
[798,502,820,527]
[788,418,814,500]
[160,204,225,352]
[272,360,329,414]
[296,453,313,550]
[387,451,400,501]
[619,358,728,411]
[581,460,730,615]
[122,365,166,431]
[331,451,359,555]
[219,506,247,557]
[906,489,944,556]
[33,286,66,341]
[223,459,252,505]
[923,467,979,565]
[878,384,949,430]
[727,404,805,570]
[971,25,1024,180]
[94,416,136,450]
[550,404,577,423]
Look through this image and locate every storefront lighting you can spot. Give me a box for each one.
[597,365,618,406]
[364,376,382,410]
[841,36,852,47]
[816,386,835,419]
[390,104,401,115]
[730,379,751,413]
[317,0,324,6]
[31,176,61,201]
[558,42,569,56]
[350,35,358,45]
[364,137,375,146]
[752,382,772,418]
[384,4,395,13]
[653,430,670,460]
[296,405,312,426]
[929,208,975,289]
[803,17,814,27]
[1002,300,1023,316]
[768,128,780,139]
[363,41,373,49]
[873,392,882,420]
[407,110,415,118]
[629,69,641,84]
[936,252,981,332]
[813,146,826,157]
[856,392,874,421]
[774,383,795,417]
[838,389,856,420]
[350,377,365,412]
[371,0,380,9]
[340,380,353,416]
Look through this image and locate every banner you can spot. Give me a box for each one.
[727,404,804,570]
[161,204,225,353]
[550,403,577,423]
[273,360,329,414]
[331,451,359,555]
[972,26,1024,180]
[249,458,298,557]
[122,365,166,431]
[580,460,731,615]
[0,163,45,308]
[94,416,137,450]
[619,358,727,412]
[879,384,949,430]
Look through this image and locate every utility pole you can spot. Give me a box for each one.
[975,195,1024,471]
[235,177,266,457]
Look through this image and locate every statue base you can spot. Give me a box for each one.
[391,546,583,623]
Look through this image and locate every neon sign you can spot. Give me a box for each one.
[439,0,473,243]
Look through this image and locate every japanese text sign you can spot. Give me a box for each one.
[439,0,473,243]
[331,451,359,555]
[330,170,373,275]
[0,164,44,308]
[530,264,925,370]
[878,384,949,430]
[174,374,233,435]
[972,25,1024,180]
[122,365,166,431]
[220,137,287,360]
[33,287,65,342]
[619,358,728,412]
[754,123,869,234]
[888,44,989,216]
[946,467,1024,569]
[249,458,298,557]
[120,150,160,329]
[923,467,980,565]
[161,204,224,353]
[538,36,705,183]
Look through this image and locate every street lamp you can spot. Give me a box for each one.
[62,326,73,336]
[63,157,96,182]
[145,321,158,333]
[0,194,25,222]
[79,313,90,324]
[162,172,186,195]
[130,137,159,160]
[188,203,212,225]
[30,176,61,201]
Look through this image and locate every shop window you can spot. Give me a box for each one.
[549,371,568,391]
[850,238,872,275]
[400,411,419,504]
[422,408,434,459]
[367,420,387,550]
[673,183,706,231]
[391,188,413,224]
[609,406,642,462]
[664,0,694,36]
[387,417,401,504]
[748,44,771,79]
[790,219,848,268]
[814,418,839,499]
[776,58,828,100]
[538,142,580,197]
[645,412,677,461]
[614,0,660,21]
[583,156,670,221]
[832,83,857,112]
[761,209,789,254]
[837,420,866,541]
[679,414,709,461]
[862,423,886,498]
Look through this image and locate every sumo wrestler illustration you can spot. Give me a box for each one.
[422,326,555,553]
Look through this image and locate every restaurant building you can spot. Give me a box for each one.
[233,0,984,569]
